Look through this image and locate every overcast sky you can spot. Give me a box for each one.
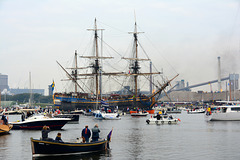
[1,0,240,95]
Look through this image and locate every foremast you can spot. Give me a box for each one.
[87,19,104,108]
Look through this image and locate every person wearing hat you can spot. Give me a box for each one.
[92,124,100,142]
[81,125,91,143]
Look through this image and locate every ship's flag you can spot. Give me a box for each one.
[51,81,55,91]
[107,128,113,142]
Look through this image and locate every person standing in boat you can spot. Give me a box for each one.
[81,125,91,143]
[92,124,100,142]
[42,125,50,140]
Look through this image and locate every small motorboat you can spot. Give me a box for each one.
[101,112,121,120]
[146,114,169,124]
[166,107,182,114]
[131,111,149,117]
[95,112,121,120]
[206,105,240,121]
[187,108,205,114]
[0,120,13,135]
[31,138,109,157]
[155,117,180,125]
[146,114,180,125]
[130,109,155,114]
[30,129,113,157]
[9,115,71,130]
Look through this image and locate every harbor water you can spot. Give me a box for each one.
[1,111,240,160]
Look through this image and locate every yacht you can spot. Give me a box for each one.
[206,105,240,121]
[9,115,71,130]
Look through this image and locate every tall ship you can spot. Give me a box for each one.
[53,19,178,111]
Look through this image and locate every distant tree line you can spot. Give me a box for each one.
[1,93,53,104]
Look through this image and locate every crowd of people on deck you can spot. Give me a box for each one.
[20,108,64,121]
[41,123,101,143]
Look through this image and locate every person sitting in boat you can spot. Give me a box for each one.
[26,111,32,118]
[21,112,26,121]
[55,133,63,143]
[81,125,91,143]
[92,124,100,142]
[153,112,161,120]
[1,114,8,125]
[42,125,51,141]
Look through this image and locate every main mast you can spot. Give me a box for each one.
[87,19,104,108]
[122,20,163,108]
[74,50,78,93]
[94,19,100,104]
[129,22,143,107]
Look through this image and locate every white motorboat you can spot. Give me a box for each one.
[165,107,182,114]
[155,116,180,125]
[131,111,149,117]
[9,115,71,130]
[187,108,205,114]
[102,112,121,120]
[205,105,240,121]
[146,114,180,125]
[95,112,121,120]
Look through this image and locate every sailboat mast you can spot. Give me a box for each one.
[129,22,142,107]
[74,50,78,93]
[100,30,103,100]
[150,61,153,94]
[134,22,138,99]
[29,72,32,107]
[94,19,99,108]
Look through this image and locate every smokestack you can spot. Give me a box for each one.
[218,56,222,92]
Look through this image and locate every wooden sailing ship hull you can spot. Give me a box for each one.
[56,96,151,111]
[31,138,108,156]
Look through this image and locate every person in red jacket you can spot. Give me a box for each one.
[81,125,91,143]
